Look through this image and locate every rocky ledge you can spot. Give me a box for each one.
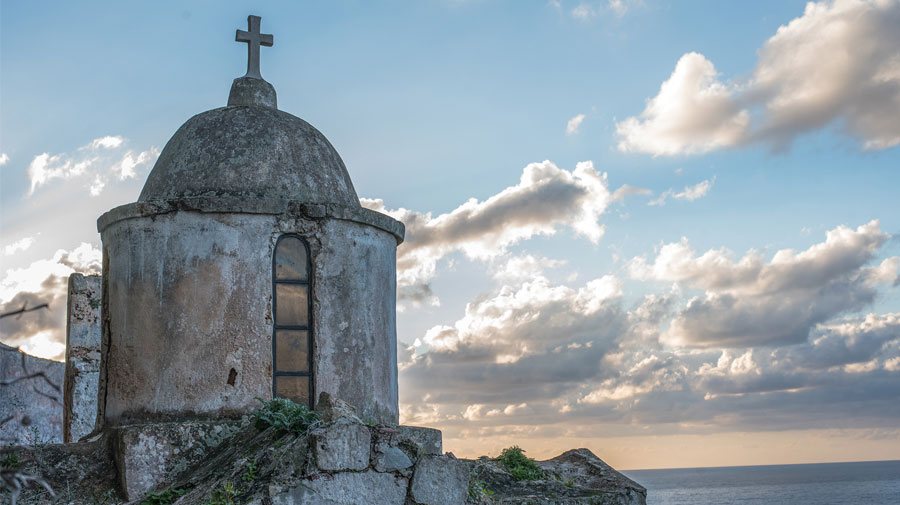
[1,395,645,505]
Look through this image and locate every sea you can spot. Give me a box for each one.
[623,460,900,505]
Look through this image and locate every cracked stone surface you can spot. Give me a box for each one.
[312,419,371,472]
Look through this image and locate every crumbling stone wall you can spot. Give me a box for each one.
[0,343,64,445]
[63,273,102,442]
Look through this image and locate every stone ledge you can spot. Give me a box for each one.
[111,420,241,500]
[96,198,405,243]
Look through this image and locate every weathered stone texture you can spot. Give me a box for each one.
[312,420,371,471]
[139,104,358,206]
[411,454,470,505]
[98,206,401,425]
[112,421,240,500]
[468,448,647,505]
[228,75,277,108]
[374,443,413,472]
[394,425,443,455]
[3,398,645,505]
[0,344,64,445]
[314,218,400,424]
[64,273,102,443]
[273,471,408,505]
[0,435,118,504]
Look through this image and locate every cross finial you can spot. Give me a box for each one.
[236,15,273,79]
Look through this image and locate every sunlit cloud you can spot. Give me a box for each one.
[362,160,616,305]
[649,178,714,206]
[617,0,900,155]
[3,236,36,256]
[566,113,587,135]
[26,135,159,196]
[0,243,101,361]
[629,220,897,347]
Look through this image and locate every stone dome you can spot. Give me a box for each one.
[139,79,359,207]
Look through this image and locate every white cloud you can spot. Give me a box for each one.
[617,0,900,155]
[26,135,159,196]
[3,237,35,256]
[491,254,565,283]
[0,153,9,166]
[112,149,157,180]
[401,268,629,414]
[649,178,714,206]
[85,135,124,150]
[629,220,896,347]
[750,0,900,150]
[608,0,630,16]
[0,243,102,361]
[571,3,598,20]
[674,178,714,201]
[566,113,587,135]
[617,53,749,156]
[362,160,614,304]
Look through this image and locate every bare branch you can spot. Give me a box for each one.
[0,302,49,320]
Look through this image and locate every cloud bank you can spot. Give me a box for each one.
[363,160,614,304]
[617,0,900,155]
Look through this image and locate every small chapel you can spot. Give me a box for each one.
[96,15,405,426]
[1,16,646,505]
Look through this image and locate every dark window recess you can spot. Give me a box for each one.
[272,235,314,407]
[227,368,237,386]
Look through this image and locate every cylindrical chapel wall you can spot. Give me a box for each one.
[98,205,400,425]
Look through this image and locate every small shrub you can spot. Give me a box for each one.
[140,487,187,505]
[252,398,319,435]
[1,452,21,469]
[207,481,236,505]
[496,446,543,481]
[241,461,258,484]
[468,479,495,501]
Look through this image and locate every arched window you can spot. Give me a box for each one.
[272,235,314,407]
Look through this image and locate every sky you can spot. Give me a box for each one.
[1,0,899,470]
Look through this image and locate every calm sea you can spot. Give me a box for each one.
[623,460,900,505]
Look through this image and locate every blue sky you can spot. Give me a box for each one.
[2,0,899,469]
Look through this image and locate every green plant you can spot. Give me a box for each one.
[467,479,495,501]
[241,461,258,484]
[496,446,544,481]
[140,487,187,505]
[207,481,236,505]
[0,452,21,469]
[252,398,319,435]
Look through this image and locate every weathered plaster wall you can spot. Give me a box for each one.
[99,204,401,425]
[0,343,64,445]
[64,273,102,442]
[313,219,399,423]
[101,211,277,423]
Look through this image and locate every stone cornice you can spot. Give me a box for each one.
[97,198,405,244]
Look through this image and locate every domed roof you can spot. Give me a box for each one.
[139,78,359,207]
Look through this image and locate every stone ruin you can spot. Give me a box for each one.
[0,15,646,505]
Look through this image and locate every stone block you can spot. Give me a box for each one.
[64,273,102,443]
[112,421,240,500]
[0,343,64,445]
[271,471,407,505]
[393,425,443,456]
[313,419,371,471]
[410,454,469,505]
[374,443,413,472]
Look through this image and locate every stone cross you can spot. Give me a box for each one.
[236,15,273,79]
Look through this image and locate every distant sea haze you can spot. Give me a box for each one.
[624,460,900,505]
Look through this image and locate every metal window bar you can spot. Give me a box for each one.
[272,234,314,408]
